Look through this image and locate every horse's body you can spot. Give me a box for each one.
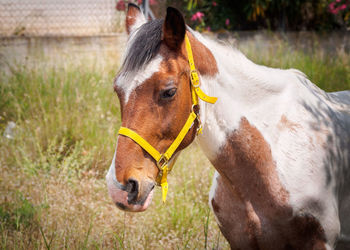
[190,34,350,249]
[106,5,350,249]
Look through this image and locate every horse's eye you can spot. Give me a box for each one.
[160,88,177,99]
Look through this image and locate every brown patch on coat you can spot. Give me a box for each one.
[211,173,261,249]
[211,197,220,213]
[210,117,327,249]
[278,115,302,132]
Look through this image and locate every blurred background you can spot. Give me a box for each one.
[168,0,350,31]
[0,0,349,249]
[1,0,350,36]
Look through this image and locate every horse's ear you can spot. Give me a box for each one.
[163,7,186,51]
[126,3,146,35]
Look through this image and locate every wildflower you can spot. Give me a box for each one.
[329,1,339,14]
[191,11,205,22]
[206,26,211,31]
[212,1,217,6]
[116,0,125,11]
[225,18,230,26]
[329,0,349,15]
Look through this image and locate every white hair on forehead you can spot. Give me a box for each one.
[115,18,165,104]
[115,55,163,104]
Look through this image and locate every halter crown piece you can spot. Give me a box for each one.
[118,34,217,202]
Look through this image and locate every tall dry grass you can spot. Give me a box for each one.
[0,36,349,249]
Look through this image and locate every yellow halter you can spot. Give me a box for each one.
[118,34,217,202]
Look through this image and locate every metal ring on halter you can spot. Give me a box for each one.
[155,155,168,186]
[156,155,168,170]
[191,104,197,113]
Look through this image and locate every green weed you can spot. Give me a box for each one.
[0,192,39,231]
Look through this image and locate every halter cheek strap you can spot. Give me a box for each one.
[118,34,217,203]
[185,35,218,105]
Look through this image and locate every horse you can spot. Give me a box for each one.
[106,4,350,249]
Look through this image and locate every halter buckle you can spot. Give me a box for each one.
[157,155,168,170]
[156,155,168,187]
[190,70,200,88]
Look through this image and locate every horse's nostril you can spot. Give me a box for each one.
[128,179,138,193]
[126,178,139,203]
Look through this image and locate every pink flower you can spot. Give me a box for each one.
[191,11,205,22]
[329,1,348,14]
[206,26,211,31]
[340,4,347,10]
[225,18,230,26]
[336,0,341,2]
[137,0,142,4]
[212,1,217,6]
[149,0,157,5]
[329,2,339,14]
[116,0,125,11]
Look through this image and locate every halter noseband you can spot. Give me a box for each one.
[118,34,217,202]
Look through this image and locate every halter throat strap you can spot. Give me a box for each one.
[117,34,217,203]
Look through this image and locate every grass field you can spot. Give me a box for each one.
[0,36,349,249]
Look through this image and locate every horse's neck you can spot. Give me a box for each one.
[194,35,298,210]
[195,35,291,162]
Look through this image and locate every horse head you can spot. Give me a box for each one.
[106,4,217,212]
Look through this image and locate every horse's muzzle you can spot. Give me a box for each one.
[106,167,154,212]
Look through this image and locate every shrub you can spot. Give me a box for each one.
[166,0,346,31]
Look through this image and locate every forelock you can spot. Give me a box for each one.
[121,19,163,74]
